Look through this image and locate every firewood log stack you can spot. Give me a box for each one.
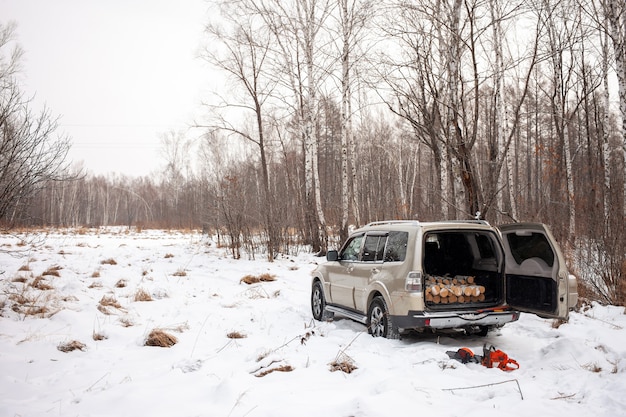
[425,275,486,304]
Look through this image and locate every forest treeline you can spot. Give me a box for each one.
[1,0,625,305]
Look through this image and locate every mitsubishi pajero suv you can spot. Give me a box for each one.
[310,220,578,338]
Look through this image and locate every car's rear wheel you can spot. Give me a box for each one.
[311,281,331,321]
[367,296,399,339]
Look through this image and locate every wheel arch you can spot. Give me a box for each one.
[366,282,392,312]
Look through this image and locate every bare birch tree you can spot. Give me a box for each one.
[201,3,281,260]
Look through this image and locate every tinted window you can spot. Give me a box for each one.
[385,231,408,262]
[340,235,364,261]
[506,232,554,267]
[362,235,386,261]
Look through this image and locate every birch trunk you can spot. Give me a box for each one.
[605,0,626,216]
[340,0,350,242]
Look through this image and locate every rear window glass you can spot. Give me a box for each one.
[506,232,554,267]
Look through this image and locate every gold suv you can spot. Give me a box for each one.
[311,220,578,338]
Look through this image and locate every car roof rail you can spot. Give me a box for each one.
[444,219,491,226]
[366,220,420,227]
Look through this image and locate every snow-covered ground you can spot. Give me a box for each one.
[1,229,625,417]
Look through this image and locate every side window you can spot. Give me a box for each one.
[384,231,408,262]
[475,233,496,259]
[362,234,387,262]
[506,232,554,267]
[340,235,364,261]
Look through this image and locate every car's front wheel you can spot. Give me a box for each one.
[311,280,332,321]
[367,296,399,339]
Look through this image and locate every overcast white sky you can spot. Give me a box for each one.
[1,0,212,177]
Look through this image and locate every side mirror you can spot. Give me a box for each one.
[326,250,339,262]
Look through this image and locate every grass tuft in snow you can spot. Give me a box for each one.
[99,295,121,309]
[330,352,358,374]
[240,273,277,285]
[115,279,127,288]
[42,266,62,277]
[57,340,86,353]
[227,331,246,339]
[255,364,293,377]
[145,329,177,347]
[134,288,152,302]
[31,276,54,291]
[92,331,107,341]
[100,258,117,265]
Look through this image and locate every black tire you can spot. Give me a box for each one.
[476,326,490,337]
[367,296,399,339]
[311,281,331,321]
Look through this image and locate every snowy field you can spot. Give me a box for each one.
[1,229,625,417]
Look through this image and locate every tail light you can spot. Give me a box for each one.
[405,271,422,292]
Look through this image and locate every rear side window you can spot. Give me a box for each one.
[506,232,554,267]
[384,231,408,262]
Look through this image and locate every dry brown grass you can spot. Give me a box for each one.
[42,266,62,277]
[134,288,153,302]
[240,273,277,285]
[101,258,117,265]
[173,269,187,277]
[12,276,28,283]
[57,340,86,352]
[99,295,121,308]
[144,329,177,347]
[329,359,358,374]
[88,281,103,289]
[115,279,127,288]
[255,365,294,377]
[91,270,101,278]
[18,264,31,271]
[31,276,54,291]
[92,331,107,341]
[227,331,247,339]
[164,253,174,258]
[118,316,135,327]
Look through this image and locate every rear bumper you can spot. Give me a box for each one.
[392,308,520,330]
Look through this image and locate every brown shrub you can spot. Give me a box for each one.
[164,253,174,258]
[91,270,101,278]
[18,264,31,272]
[227,331,247,339]
[144,329,177,347]
[173,269,187,277]
[101,258,117,265]
[115,279,127,288]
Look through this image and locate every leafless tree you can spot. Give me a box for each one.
[0,22,73,227]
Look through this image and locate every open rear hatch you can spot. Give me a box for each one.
[498,223,572,320]
[423,229,504,309]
